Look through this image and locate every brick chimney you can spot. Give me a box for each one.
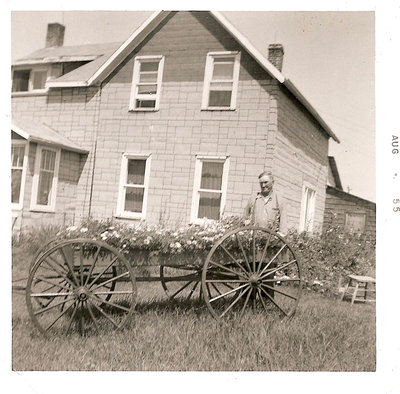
[45,23,65,47]
[268,44,284,72]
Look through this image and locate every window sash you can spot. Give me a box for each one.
[30,146,60,211]
[202,52,240,110]
[191,156,230,223]
[129,56,164,111]
[117,154,151,219]
[12,68,48,93]
[11,141,28,209]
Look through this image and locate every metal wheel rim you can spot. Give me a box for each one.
[201,226,302,320]
[26,238,137,336]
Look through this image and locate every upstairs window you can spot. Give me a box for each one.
[11,141,28,209]
[202,51,241,110]
[299,185,316,232]
[129,56,165,111]
[190,156,230,223]
[116,154,151,219]
[30,145,60,212]
[12,68,48,93]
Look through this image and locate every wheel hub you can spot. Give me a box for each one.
[75,287,89,301]
[249,274,261,287]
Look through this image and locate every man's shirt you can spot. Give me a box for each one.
[244,191,287,234]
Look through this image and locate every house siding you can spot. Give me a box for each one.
[323,186,376,238]
[276,85,329,232]
[89,11,276,225]
[12,11,333,232]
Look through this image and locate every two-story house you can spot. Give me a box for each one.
[11,11,340,234]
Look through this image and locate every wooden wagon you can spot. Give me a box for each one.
[24,226,302,336]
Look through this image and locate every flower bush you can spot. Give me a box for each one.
[14,217,375,297]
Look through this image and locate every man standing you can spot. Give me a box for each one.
[244,171,287,234]
[244,171,288,300]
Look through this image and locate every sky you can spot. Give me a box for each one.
[10,10,375,201]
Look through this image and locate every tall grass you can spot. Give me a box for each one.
[12,256,375,371]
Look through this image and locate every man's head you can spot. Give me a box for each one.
[258,171,274,196]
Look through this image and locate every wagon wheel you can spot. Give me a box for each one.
[26,238,137,336]
[29,237,62,273]
[160,265,203,301]
[202,226,302,320]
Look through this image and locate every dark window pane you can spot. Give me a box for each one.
[40,149,56,171]
[137,84,157,94]
[139,73,158,83]
[140,62,159,72]
[208,90,232,107]
[32,70,47,89]
[125,187,144,213]
[11,169,22,203]
[12,70,30,92]
[214,57,235,63]
[136,99,156,108]
[127,159,146,185]
[37,171,53,205]
[200,162,223,190]
[12,146,25,167]
[198,192,221,220]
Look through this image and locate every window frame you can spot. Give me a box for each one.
[12,66,48,95]
[201,51,241,111]
[299,183,316,233]
[190,155,230,224]
[30,145,61,212]
[116,153,152,220]
[11,140,29,211]
[344,212,367,233]
[129,55,165,112]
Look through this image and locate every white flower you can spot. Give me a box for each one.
[66,226,77,232]
[80,227,88,233]
[175,242,182,249]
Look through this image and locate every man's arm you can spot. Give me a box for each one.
[244,196,254,220]
[276,195,288,235]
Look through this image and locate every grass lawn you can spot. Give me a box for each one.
[12,247,375,371]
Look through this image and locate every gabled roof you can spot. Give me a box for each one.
[327,156,343,190]
[14,11,340,143]
[11,117,89,154]
[12,42,121,66]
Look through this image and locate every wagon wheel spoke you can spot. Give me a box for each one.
[202,226,302,320]
[26,239,136,336]
[259,286,287,316]
[260,260,297,280]
[240,287,253,316]
[86,300,99,334]
[187,281,199,300]
[219,244,248,277]
[260,283,298,300]
[90,294,131,313]
[220,286,250,318]
[33,296,75,316]
[44,301,76,332]
[59,246,80,286]
[258,245,288,277]
[66,301,80,335]
[256,231,273,274]
[235,232,252,273]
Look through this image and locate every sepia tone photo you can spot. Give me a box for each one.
[10,8,380,381]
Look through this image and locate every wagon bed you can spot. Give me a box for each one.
[22,226,302,336]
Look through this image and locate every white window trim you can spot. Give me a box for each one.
[30,145,60,212]
[129,55,165,112]
[116,153,152,220]
[12,66,49,95]
[190,155,230,224]
[201,51,241,111]
[299,182,316,233]
[11,140,29,211]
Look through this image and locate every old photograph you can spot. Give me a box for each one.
[7,3,394,391]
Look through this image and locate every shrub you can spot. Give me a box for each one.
[13,217,375,297]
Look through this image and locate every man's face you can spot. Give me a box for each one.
[259,175,273,196]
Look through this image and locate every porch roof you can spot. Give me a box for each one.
[11,117,89,154]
